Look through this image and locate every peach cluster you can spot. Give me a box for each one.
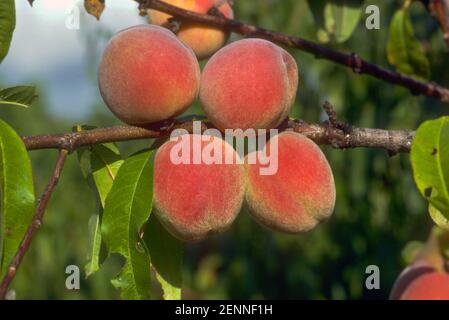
[98,14,336,241]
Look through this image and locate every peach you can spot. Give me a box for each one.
[153,134,245,241]
[391,269,449,300]
[98,25,200,125]
[200,39,298,131]
[148,0,233,60]
[245,132,335,233]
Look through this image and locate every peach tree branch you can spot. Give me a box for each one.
[0,149,69,300]
[140,0,449,103]
[21,116,415,155]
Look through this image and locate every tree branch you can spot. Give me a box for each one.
[141,0,449,103]
[21,114,415,155]
[0,149,69,300]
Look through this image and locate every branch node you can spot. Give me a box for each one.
[349,53,363,74]
[323,101,353,134]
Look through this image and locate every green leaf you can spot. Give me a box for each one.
[387,8,430,80]
[429,205,449,231]
[144,214,183,300]
[102,149,154,300]
[0,0,15,63]
[0,86,38,108]
[0,120,35,278]
[307,0,364,43]
[411,117,449,225]
[75,125,124,278]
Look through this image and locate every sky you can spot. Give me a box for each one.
[0,0,146,120]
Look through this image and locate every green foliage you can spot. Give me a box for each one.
[387,7,430,80]
[307,0,364,43]
[101,149,154,300]
[76,136,124,278]
[144,214,183,300]
[411,117,449,227]
[0,86,37,108]
[0,120,35,278]
[0,0,15,63]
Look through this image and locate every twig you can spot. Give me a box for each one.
[140,0,449,103]
[0,149,69,300]
[21,113,415,155]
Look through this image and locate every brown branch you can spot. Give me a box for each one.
[21,114,414,154]
[141,0,449,103]
[0,149,69,300]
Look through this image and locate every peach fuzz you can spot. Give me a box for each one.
[148,0,233,60]
[98,25,200,125]
[200,39,298,131]
[245,132,335,233]
[153,134,245,242]
[398,271,449,300]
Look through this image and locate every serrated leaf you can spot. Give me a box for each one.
[411,117,449,224]
[144,214,183,300]
[0,120,35,278]
[102,149,154,300]
[84,0,105,20]
[0,0,15,63]
[307,0,363,43]
[0,86,37,108]
[387,9,430,80]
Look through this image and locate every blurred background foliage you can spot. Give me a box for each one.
[0,0,448,299]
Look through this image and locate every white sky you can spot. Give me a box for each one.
[0,0,146,120]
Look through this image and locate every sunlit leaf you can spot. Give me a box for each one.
[0,120,35,278]
[411,117,449,226]
[0,0,15,63]
[102,149,154,300]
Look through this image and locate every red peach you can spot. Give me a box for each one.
[153,134,245,241]
[245,131,335,233]
[148,0,233,60]
[200,39,298,131]
[98,25,200,125]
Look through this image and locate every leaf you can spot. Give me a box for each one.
[387,8,430,80]
[75,125,124,277]
[0,0,15,63]
[102,149,154,300]
[0,86,37,108]
[429,205,449,231]
[0,120,35,278]
[307,0,364,43]
[84,0,105,20]
[144,214,183,300]
[411,117,449,225]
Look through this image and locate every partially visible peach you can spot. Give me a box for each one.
[200,39,298,131]
[393,269,449,300]
[153,134,245,242]
[245,131,335,233]
[98,25,200,125]
[148,0,233,60]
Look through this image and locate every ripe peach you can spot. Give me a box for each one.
[245,132,335,233]
[200,39,298,131]
[153,134,245,241]
[390,258,449,300]
[98,25,200,125]
[148,0,233,60]
[393,270,449,300]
